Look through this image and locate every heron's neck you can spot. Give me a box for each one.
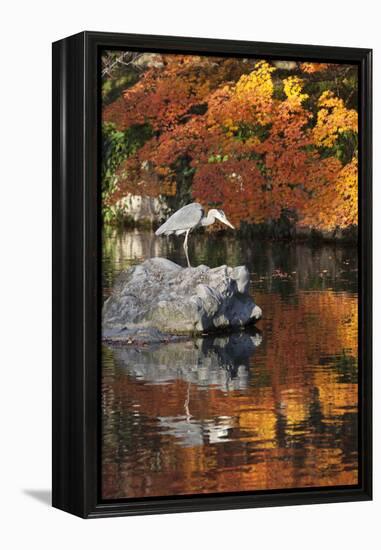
[201,210,216,227]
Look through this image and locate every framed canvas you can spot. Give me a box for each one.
[52,31,372,518]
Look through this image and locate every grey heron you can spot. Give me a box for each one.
[155,203,234,267]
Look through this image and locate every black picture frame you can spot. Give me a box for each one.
[52,31,372,518]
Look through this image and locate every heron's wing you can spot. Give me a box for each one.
[155,203,204,236]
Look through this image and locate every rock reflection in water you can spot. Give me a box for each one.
[110,331,261,448]
[111,331,261,391]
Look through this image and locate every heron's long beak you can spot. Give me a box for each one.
[222,217,234,229]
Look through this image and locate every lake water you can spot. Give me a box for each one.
[101,228,358,499]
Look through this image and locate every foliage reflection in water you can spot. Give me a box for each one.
[102,229,358,499]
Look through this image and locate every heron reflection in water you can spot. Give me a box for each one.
[155,203,235,267]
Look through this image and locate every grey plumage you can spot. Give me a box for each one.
[155,203,204,236]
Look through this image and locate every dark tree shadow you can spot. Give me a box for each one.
[23,489,51,506]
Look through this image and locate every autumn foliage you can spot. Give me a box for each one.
[103,54,358,234]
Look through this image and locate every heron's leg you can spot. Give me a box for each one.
[184,380,191,423]
[183,229,191,268]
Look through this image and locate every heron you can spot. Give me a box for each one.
[155,203,235,267]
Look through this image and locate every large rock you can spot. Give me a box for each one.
[114,193,169,224]
[102,258,262,340]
